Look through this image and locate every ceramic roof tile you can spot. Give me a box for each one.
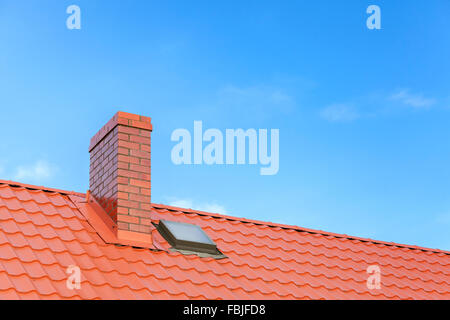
[0,182,449,299]
[13,246,36,263]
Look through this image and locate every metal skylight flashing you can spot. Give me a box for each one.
[157,219,222,256]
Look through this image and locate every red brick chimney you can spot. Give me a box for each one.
[89,112,152,240]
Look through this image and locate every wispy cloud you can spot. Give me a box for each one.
[219,85,294,110]
[390,89,436,109]
[185,77,314,124]
[168,198,227,215]
[211,84,296,120]
[435,213,450,225]
[13,160,56,183]
[157,39,187,55]
[320,104,360,122]
[320,89,439,123]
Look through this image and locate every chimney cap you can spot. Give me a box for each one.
[89,111,152,152]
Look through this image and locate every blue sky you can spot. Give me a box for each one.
[0,0,449,250]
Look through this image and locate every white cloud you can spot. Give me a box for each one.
[320,104,360,122]
[168,198,227,215]
[390,89,436,109]
[13,160,55,183]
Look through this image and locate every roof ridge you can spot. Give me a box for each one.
[1,178,449,256]
[0,179,85,198]
[152,203,450,256]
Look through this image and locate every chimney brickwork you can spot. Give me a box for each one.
[89,112,153,235]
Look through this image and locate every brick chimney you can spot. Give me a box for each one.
[89,112,153,239]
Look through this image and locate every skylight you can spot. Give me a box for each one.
[157,219,219,255]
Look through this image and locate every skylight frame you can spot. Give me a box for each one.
[157,219,219,255]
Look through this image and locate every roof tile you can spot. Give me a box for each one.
[0,182,449,299]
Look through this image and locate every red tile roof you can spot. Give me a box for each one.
[0,179,449,300]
